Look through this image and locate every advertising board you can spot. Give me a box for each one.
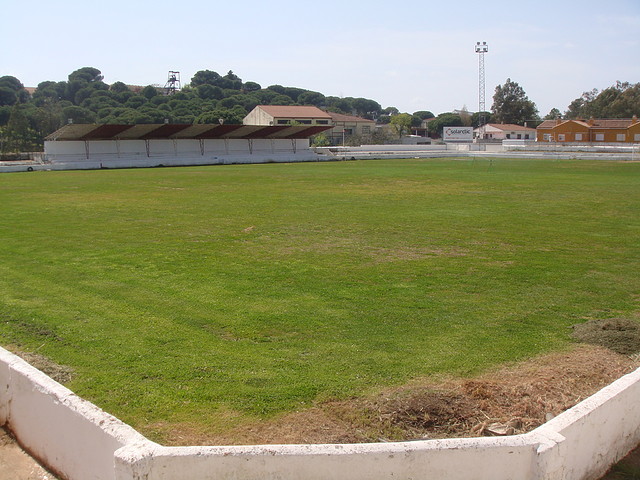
[443,126,473,142]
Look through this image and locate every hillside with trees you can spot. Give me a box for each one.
[0,67,394,152]
[0,66,638,153]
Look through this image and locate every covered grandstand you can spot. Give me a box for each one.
[43,123,332,169]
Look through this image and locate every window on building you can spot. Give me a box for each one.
[316,120,329,125]
[362,126,371,134]
[595,133,605,141]
[616,133,625,142]
[298,120,312,125]
[506,134,511,139]
[276,119,289,125]
[635,134,640,141]
[543,134,553,141]
[517,134,522,139]
[558,134,565,142]
[575,133,583,141]
[524,134,530,139]
[344,128,353,135]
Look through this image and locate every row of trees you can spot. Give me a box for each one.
[0,67,394,152]
[1,66,638,153]
[563,81,640,120]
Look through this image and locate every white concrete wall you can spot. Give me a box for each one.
[533,370,640,480]
[323,144,445,152]
[1,345,639,480]
[114,436,539,480]
[4,144,637,173]
[243,107,273,125]
[505,142,640,152]
[41,139,318,170]
[0,348,153,480]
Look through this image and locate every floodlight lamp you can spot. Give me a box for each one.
[475,41,488,53]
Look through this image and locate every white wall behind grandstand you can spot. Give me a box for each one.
[43,138,318,170]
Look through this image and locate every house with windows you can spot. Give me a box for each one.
[243,105,332,127]
[325,112,376,145]
[536,116,640,143]
[474,123,536,141]
[243,106,376,145]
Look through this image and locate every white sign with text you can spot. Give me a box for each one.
[443,126,473,142]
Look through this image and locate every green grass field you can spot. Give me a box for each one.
[1,158,639,442]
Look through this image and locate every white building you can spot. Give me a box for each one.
[244,105,377,145]
[474,123,536,141]
[243,105,332,127]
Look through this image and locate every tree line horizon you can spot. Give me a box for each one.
[0,67,638,152]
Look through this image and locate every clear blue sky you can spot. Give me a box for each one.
[2,0,638,117]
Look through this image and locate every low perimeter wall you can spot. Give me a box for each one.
[1,346,639,480]
[37,138,321,171]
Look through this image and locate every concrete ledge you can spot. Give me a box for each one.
[2,146,638,173]
[1,348,639,480]
[532,369,640,479]
[115,435,538,480]
[0,348,154,480]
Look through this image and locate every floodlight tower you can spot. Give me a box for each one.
[475,41,488,138]
[164,71,181,96]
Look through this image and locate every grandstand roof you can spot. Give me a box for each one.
[45,124,332,141]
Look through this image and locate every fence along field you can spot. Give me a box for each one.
[0,158,638,444]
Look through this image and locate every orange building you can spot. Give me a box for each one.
[537,116,640,143]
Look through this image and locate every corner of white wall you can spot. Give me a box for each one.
[0,347,153,480]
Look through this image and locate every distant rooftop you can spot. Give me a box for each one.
[326,112,375,123]
[484,123,536,131]
[254,105,332,119]
[538,117,639,129]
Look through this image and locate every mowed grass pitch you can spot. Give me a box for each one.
[1,158,639,442]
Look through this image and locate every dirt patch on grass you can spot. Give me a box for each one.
[8,347,74,384]
[168,344,639,446]
[278,236,467,262]
[366,246,468,263]
[571,318,640,355]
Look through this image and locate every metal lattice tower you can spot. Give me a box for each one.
[164,71,181,96]
[475,42,488,135]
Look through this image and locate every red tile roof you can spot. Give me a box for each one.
[486,123,535,131]
[538,118,638,129]
[256,105,332,119]
[326,112,375,123]
[590,119,636,129]
[537,120,556,129]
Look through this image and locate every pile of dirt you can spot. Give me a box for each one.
[165,344,639,446]
[331,344,638,443]
[571,318,640,355]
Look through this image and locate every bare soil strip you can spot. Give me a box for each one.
[153,343,639,446]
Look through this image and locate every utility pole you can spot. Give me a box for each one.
[475,42,488,139]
